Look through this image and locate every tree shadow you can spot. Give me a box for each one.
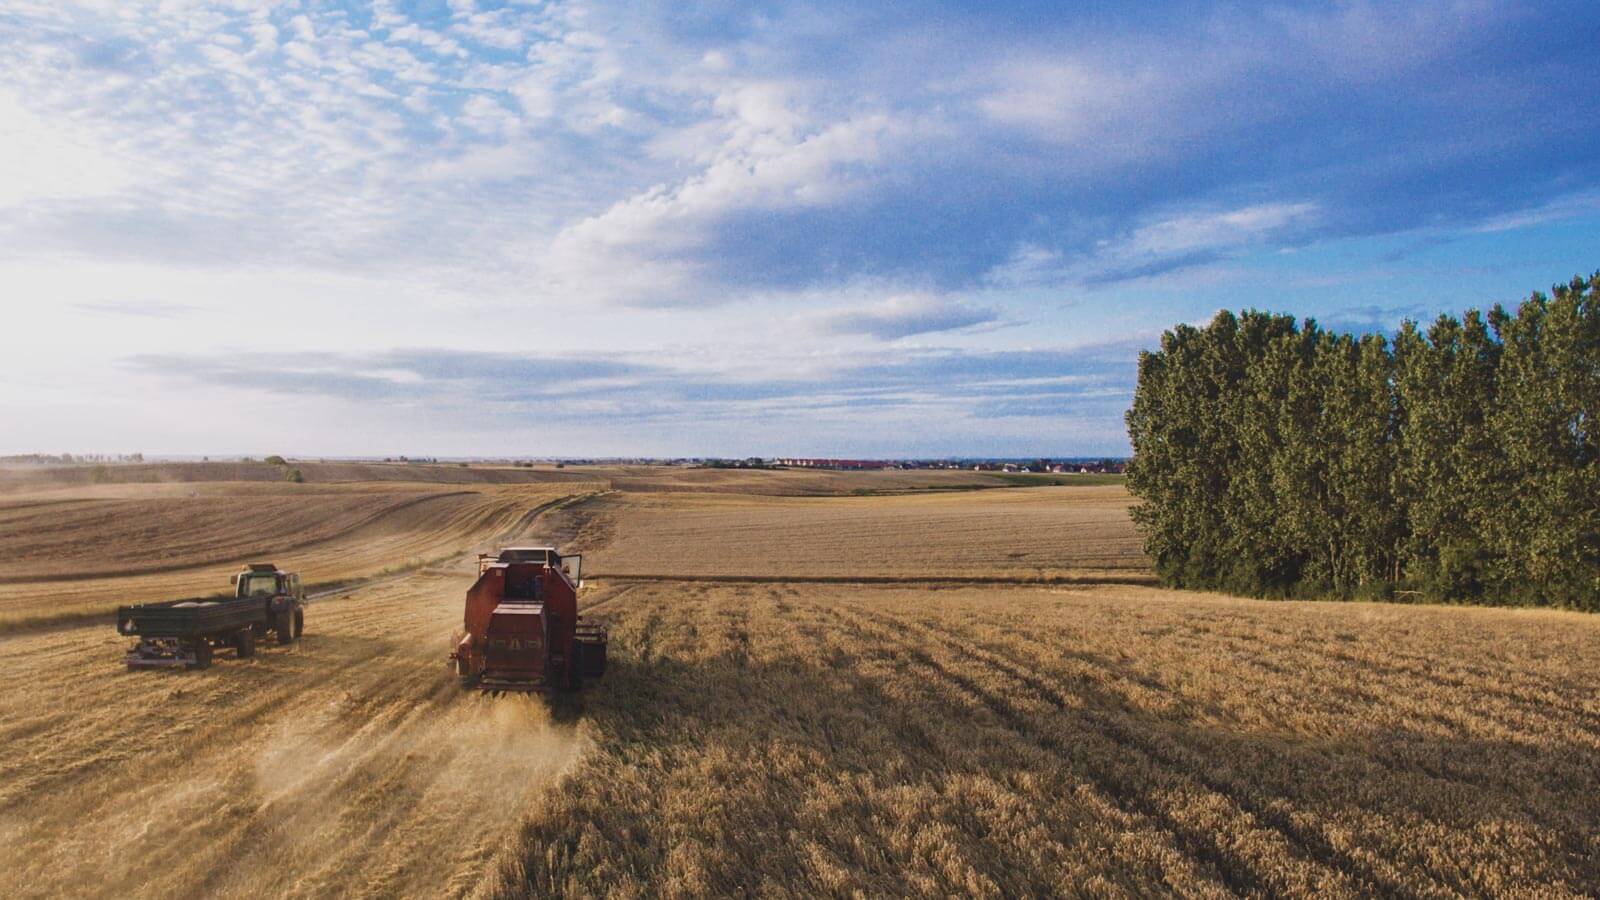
[531,637,1600,897]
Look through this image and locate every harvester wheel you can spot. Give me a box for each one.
[293,609,304,640]
[191,640,213,670]
[234,629,256,658]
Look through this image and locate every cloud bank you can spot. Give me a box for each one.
[2,0,1597,454]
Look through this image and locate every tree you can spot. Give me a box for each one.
[1125,270,1599,609]
[1489,275,1600,608]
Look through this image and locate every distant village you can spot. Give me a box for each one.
[747,457,1126,474]
[0,453,1127,475]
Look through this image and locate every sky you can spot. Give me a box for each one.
[2,0,1598,458]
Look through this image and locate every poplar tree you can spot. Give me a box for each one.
[1125,270,1599,609]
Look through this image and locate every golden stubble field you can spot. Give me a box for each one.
[0,480,604,629]
[568,485,1148,582]
[1,464,1597,898]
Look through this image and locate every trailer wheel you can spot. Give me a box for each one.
[293,609,304,640]
[234,629,256,658]
[191,640,213,670]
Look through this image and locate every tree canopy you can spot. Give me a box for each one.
[1126,272,1599,609]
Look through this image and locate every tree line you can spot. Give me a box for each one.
[1125,272,1599,610]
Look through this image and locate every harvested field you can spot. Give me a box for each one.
[3,574,1597,897]
[593,466,1016,495]
[0,461,1021,495]
[0,567,585,899]
[0,460,1047,496]
[0,461,600,490]
[570,485,1149,582]
[0,482,601,630]
[3,470,1596,898]
[506,581,1600,897]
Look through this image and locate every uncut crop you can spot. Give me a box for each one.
[499,582,1600,898]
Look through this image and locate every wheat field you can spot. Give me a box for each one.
[503,580,1600,898]
[570,485,1149,582]
[1,467,1596,897]
[0,481,602,629]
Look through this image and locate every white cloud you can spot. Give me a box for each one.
[460,93,521,136]
[1116,202,1319,259]
[388,23,467,58]
[0,0,1588,456]
[985,202,1319,288]
[509,76,554,117]
[287,14,315,42]
[979,61,1163,142]
[452,11,525,50]
[282,41,320,68]
[248,22,278,54]
[419,142,544,183]
[542,112,903,304]
[810,293,1000,341]
[1470,191,1600,234]
[0,90,131,206]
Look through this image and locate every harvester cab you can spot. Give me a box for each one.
[450,546,606,693]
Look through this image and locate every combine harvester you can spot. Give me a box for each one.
[117,563,305,669]
[450,546,607,692]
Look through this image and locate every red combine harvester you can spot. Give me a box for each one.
[450,546,607,692]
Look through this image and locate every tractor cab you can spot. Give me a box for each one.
[231,563,300,599]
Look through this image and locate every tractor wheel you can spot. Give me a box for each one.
[293,609,305,640]
[276,616,294,645]
[234,629,256,658]
[191,640,213,670]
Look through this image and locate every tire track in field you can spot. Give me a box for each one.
[586,584,1124,898]
[806,596,1343,899]
[763,591,1206,896]
[852,599,1405,898]
[736,590,1234,897]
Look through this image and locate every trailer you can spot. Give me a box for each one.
[117,563,305,669]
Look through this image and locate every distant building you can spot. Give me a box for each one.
[775,458,893,470]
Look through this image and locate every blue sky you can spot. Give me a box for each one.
[1,0,1597,457]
